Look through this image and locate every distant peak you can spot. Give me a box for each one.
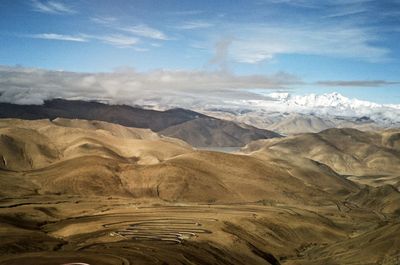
[268,92,291,100]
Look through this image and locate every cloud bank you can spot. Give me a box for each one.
[1,66,399,125]
[316,80,400,87]
[0,66,299,107]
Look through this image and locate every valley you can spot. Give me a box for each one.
[2,1,400,264]
[0,118,399,264]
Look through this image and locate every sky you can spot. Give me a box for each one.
[0,0,400,104]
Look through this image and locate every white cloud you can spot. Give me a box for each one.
[322,8,367,19]
[228,24,388,63]
[316,80,400,87]
[0,66,299,106]
[209,37,233,70]
[90,17,169,42]
[28,33,140,48]
[133,47,149,52]
[1,66,399,125]
[31,0,75,14]
[94,35,139,48]
[90,16,118,26]
[121,24,168,40]
[176,21,214,30]
[30,33,88,42]
[179,0,389,65]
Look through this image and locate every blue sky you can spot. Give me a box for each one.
[0,0,400,103]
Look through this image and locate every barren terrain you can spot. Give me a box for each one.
[0,119,399,265]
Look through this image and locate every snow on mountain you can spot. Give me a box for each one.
[225,92,400,126]
[268,92,381,109]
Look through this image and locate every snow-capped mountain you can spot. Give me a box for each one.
[268,92,384,110]
[197,92,400,134]
[224,92,400,126]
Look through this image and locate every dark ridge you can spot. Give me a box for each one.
[0,99,205,131]
[0,99,281,147]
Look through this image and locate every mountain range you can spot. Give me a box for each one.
[224,92,400,126]
[200,92,397,135]
[0,118,399,265]
[0,99,280,147]
[1,93,399,139]
[242,127,400,190]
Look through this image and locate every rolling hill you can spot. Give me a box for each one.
[0,118,399,265]
[242,128,400,189]
[160,117,280,147]
[266,113,336,134]
[0,119,349,204]
[0,99,280,147]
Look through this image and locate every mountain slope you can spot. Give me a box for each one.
[242,128,400,180]
[0,99,203,131]
[160,117,281,147]
[266,113,336,134]
[200,92,399,135]
[0,119,352,205]
[0,118,399,265]
[232,92,400,126]
[0,99,281,147]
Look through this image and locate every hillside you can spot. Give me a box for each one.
[202,110,383,135]
[266,113,336,134]
[0,99,203,131]
[0,99,280,147]
[0,119,348,204]
[242,128,400,189]
[0,119,399,265]
[160,117,281,147]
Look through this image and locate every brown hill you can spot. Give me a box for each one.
[0,127,60,171]
[0,99,281,147]
[242,128,400,178]
[347,184,400,215]
[0,119,352,205]
[266,113,336,134]
[0,99,203,131]
[0,119,399,265]
[160,117,280,147]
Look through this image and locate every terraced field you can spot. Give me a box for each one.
[0,119,399,264]
[1,196,399,265]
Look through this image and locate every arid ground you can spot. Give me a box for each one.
[1,119,400,265]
